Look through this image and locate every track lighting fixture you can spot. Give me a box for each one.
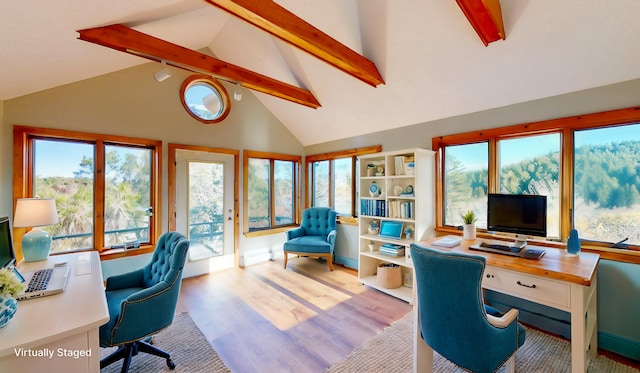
[153,60,172,82]
[234,83,242,101]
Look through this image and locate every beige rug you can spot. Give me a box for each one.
[327,311,638,373]
[100,312,230,373]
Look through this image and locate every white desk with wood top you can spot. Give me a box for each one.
[413,237,600,373]
[0,251,109,373]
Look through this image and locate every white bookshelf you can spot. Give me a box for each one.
[357,148,435,303]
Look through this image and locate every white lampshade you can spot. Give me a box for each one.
[13,198,59,228]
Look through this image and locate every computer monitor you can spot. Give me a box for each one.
[487,193,547,243]
[0,216,17,269]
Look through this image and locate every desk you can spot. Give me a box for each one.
[0,252,109,373]
[413,238,600,373]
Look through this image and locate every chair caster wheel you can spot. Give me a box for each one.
[167,358,176,370]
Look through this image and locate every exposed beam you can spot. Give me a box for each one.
[203,0,384,87]
[456,0,505,46]
[77,24,321,108]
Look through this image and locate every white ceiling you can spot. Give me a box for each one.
[1,0,639,146]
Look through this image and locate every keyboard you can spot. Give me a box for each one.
[479,242,522,253]
[26,268,53,292]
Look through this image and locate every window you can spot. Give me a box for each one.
[14,126,161,256]
[574,124,640,245]
[444,142,488,228]
[433,107,640,261]
[244,150,300,233]
[306,146,381,219]
[498,134,560,238]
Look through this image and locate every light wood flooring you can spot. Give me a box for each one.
[176,257,412,373]
[176,257,640,372]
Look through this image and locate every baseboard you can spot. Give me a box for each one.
[599,331,640,361]
[334,255,357,270]
[241,249,272,266]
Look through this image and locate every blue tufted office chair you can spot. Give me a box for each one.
[100,232,190,373]
[410,243,526,373]
[283,207,337,271]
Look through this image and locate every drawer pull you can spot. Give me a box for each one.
[517,280,536,289]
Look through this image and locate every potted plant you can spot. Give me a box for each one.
[460,210,477,240]
[0,267,24,328]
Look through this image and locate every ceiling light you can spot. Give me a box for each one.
[154,60,172,82]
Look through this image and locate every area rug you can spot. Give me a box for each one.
[100,312,230,373]
[326,311,638,373]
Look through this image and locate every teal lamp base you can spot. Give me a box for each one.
[22,227,53,262]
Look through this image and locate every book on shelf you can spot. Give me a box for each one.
[361,199,386,217]
[431,236,462,248]
[380,243,405,257]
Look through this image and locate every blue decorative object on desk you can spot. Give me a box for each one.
[0,295,18,328]
[567,229,581,255]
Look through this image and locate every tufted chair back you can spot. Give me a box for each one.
[142,231,189,288]
[300,207,337,237]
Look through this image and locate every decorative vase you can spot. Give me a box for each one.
[368,220,380,234]
[567,229,580,255]
[462,223,476,240]
[0,295,18,328]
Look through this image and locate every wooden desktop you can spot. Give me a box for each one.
[413,236,600,373]
[0,252,109,373]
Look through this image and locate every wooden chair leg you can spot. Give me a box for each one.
[326,254,334,271]
[283,252,288,269]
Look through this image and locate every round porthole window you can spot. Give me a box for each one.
[180,75,230,124]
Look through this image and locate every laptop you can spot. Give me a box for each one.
[0,216,70,301]
[379,220,404,240]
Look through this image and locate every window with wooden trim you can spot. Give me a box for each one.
[306,146,382,218]
[433,107,640,258]
[13,126,161,256]
[244,150,300,233]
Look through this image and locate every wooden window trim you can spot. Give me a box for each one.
[305,145,382,216]
[431,106,640,263]
[243,150,301,235]
[13,125,162,261]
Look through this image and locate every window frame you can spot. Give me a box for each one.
[432,106,640,263]
[13,125,162,260]
[243,150,301,237]
[305,145,381,225]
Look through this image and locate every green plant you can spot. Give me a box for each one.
[0,268,24,297]
[460,210,477,225]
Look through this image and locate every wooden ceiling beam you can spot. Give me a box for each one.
[456,0,506,46]
[77,24,321,108]
[203,0,384,87]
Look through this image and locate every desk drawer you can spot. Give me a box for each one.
[484,267,570,310]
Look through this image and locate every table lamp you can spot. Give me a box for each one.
[13,198,59,262]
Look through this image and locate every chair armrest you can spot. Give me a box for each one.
[286,227,305,240]
[126,281,170,302]
[105,268,144,291]
[487,308,519,328]
[327,230,337,245]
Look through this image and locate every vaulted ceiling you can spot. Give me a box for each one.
[1,1,639,146]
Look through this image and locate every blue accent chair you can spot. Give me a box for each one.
[99,232,190,373]
[410,243,526,373]
[283,207,337,271]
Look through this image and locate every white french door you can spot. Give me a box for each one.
[175,149,235,270]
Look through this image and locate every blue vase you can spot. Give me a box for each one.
[567,229,580,255]
[0,295,18,328]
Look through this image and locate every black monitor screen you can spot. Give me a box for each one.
[0,216,16,268]
[487,194,547,238]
